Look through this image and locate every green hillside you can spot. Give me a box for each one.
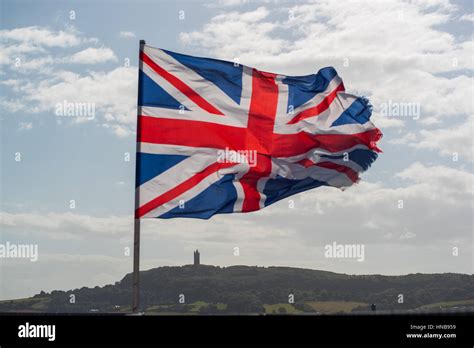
[0,265,472,314]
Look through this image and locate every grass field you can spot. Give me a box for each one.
[0,296,48,304]
[2,298,473,314]
[305,301,368,313]
[418,299,474,310]
[263,303,302,314]
[145,301,227,314]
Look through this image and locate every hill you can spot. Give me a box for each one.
[0,265,473,314]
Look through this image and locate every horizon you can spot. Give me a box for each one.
[5,260,474,302]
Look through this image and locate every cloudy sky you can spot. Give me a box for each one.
[0,0,472,301]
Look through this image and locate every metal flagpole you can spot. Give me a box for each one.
[132,39,146,313]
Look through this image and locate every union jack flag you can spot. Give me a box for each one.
[135,44,382,219]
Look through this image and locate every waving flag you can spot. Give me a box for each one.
[135,44,382,219]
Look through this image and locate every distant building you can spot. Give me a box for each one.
[193,249,200,266]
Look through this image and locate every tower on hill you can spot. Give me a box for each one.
[193,249,200,266]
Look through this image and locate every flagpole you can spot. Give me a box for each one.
[132,39,146,314]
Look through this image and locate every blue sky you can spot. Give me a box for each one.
[0,0,473,301]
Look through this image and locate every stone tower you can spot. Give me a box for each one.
[193,249,200,266]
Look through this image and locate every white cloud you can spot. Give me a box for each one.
[101,123,134,137]
[372,115,406,129]
[1,27,115,70]
[0,211,132,238]
[301,162,473,210]
[395,161,473,197]
[0,26,84,47]
[408,117,474,161]
[205,0,252,7]
[1,161,472,281]
[0,99,24,112]
[1,161,471,247]
[17,122,32,131]
[0,27,97,68]
[0,79,21,88]
[0,42,46,65]
[276,162,473,259]
[12,56,56,71]
[419,116,442,126]
[69,47,117,64]
[459,13,473,22]
[0,26,134,136]
[179,0,473,126]
[180,7,288,58]
[389,132,417,145]
[6,66,137,132]
[399,230,416,240]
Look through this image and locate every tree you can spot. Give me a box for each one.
[225,293,264,313]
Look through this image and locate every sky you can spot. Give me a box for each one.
[0,0,473,301]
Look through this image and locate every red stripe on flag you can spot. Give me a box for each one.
[240,70,279,212]
[287,82,345,125]
[138,115,247,150]
[297,158,314,168]
[135,161,236,218]
[141,52,223,116]
[272,128,382,157]
[315,161,359,183]
[240,155,272,212]
[298,158,359,183]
